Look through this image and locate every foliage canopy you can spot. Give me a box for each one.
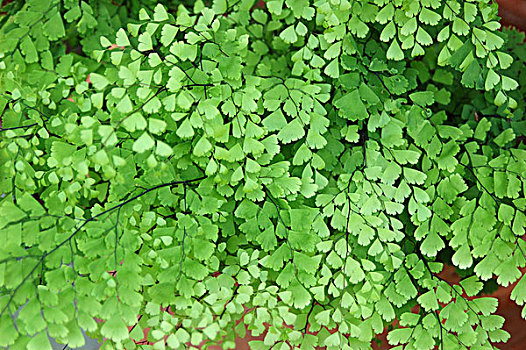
[0,0,525,349]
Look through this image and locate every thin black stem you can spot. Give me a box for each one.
[301,302,315,332]
[219,284,239,319]
[0,123,38,132]
[262,185,296,273]
[0,176,205,318]
[110,86,167,140]
[178,183,188,281]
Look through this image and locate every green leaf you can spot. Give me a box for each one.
[452,245,473,269]
[176,118,195,139]
[0,316,18,347]
[194,136,213,157]
[416,27,433,46]
[334,89,368,120]
[498,204,515,225]
[376,297,395,321]
[420,231,444,258]
[100,36,112,48]
[138,32,153,51]
[494,129,515,147]
[437,26,450,42]
[285,281,309,309]
[380,22,396,42]
[387,328,412,345]
[262,110,286,131]
[122,112,147,132]
[64,6,82,22]
[485,69,500,91]
[90,73,110,90]
[116,94,133,113]
[501,76,518,91]
[277,119,305,144]
[461,61,481,88]
[156,140,173,157]
[324,59,340,78]
[28,331,52,350]
[387,40,404,61]
[418,291,439,311]
[115,28,130,47]
[494,91,507,107]
[497,51,513,69]
[314,309,331,326]
[481,315,505,331]
[472,298,498,316]
[409,91,434,106]
[148,118,167,134]
[324,332,341,347]
[511,275,526,306]
[132,132,155,153]
[403,168,426,185]
[20,37,38,63]
[474,118,491,141]
[161,24,178,46]
[43,13,65,41]
[460,276,483,297]
[153,4,169,21]
[0,202,27,226]
[376,4,394,24]
[495,259,521,287]
[359,82,380,105]
[449,40,473,68]
[101,316,129,342]
[280,25,298,44]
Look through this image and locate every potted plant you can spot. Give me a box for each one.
[0,1,525,349]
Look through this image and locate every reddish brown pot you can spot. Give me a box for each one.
[130,264,526,349]
[498,0,526,32]
[438,265,526,350]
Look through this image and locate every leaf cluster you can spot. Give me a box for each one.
[0,1,525,349]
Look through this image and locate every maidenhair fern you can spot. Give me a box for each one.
[0,0,525,349]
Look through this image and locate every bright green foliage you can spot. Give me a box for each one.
[0,1,525,350]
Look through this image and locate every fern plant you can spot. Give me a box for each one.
[0,0,525,349]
